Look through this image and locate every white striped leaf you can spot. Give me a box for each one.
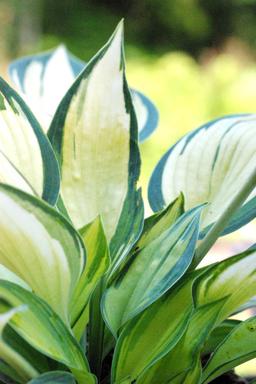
[103,205,203,335]
[0,77,60,205]
[0,281,95,384]
[202,316,256,384]
[0,306,39,383]
[48,22,144,262]
[0,184,84,323]
[149,114,256,235]
[194,248,256,323]
[9,46,158,141]
[9,45,84,133]
[70,216,109,340]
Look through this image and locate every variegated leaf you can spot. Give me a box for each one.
[0,306,39,383]
[136,299,225,384]
[0,184,84,323]
[0,77,59,205]
[149,114,256,235]
[194,248,256,323]
[202,316,256,383]
[9,45,84,132]
[138,248,256,383]
[0,281,95,384]
[103,205,202,335]
[9,46,158,141]
[48,22,144,261]
[71,216,109,339]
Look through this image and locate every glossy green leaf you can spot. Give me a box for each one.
[149,114,256,235]
[48,22,144,262]
[28,371,76,384]
[202,316,256,383]
[0,281,95,384]
[71,216,109,339]
[137,299,225,384]
[103,205,202,335]
[202,319,240,355]
[139,248,256,383]
[112,274,195,383]
[0,77,59,205]
[0,184,84,323]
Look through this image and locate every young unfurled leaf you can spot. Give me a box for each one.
[48,22,144,263]
[148,114,256,235]
[0,281,95,384]
[9,46,158,141]
[202,316,256,383]
[103,205,202,335]
[0,184,84,323]
[0,77,59,205]
[70,216,109,339]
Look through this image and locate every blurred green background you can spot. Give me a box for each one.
[0,0,256,378]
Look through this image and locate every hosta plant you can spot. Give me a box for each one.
[0,21,255,384]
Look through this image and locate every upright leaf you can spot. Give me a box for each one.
[9,46,158,141]
[71,216,109,339]
[48,22,144,263]
[0,184,84,323]
[103,205,202,335]
[0,77,59,204]
[148,114,256,235]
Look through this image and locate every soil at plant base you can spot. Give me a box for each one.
[210,372,254,383]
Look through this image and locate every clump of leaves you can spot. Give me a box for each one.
[0,21,255,384]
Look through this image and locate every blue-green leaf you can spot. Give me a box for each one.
[148,114,256,235]
[28,371,76,384]
[103,205,203,335]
